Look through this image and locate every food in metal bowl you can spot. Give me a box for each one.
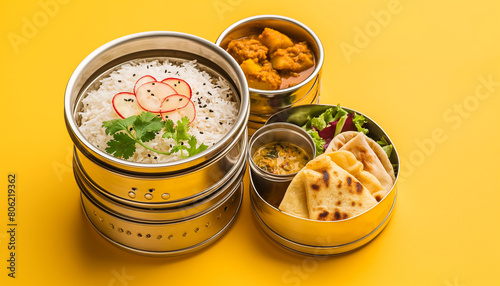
[78,59,239,163]
[276,105,397,221]
[226,27,315,90]
[252,142,310,175]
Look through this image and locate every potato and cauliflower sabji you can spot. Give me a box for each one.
[227,28,315,90]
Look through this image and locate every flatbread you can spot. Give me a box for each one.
[278,171,309,219]
[325,150,385,201]
[325,132,395,200]
[326,131,396,181]
[278,154,378,220]
[302,154,378,221]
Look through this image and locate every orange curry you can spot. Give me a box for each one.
[226,28,315,90]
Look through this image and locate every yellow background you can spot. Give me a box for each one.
[1,0,499,285]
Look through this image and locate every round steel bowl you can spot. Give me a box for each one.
[250,104,399,256]
[216,15,324,135]
[64,31,250,255]
[64,31,249,206]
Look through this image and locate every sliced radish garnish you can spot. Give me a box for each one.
[161,78,192,99]
[160,94,190,112]
[112,92,144,119]
[161,100,196,124]
[133,75,156,95]
[136,82,177,113]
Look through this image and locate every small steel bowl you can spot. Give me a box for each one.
[250,104,399,256]
[248,123,316,207]
[64,31,250,255]
[216,15,324,135]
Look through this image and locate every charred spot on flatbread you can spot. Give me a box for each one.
[356,182,363,194]
[317,210,329,220]
[334,210,341,220]
[322,170,330,186]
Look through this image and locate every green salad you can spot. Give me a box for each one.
[301,104,393,157]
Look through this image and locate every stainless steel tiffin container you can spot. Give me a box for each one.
[64,31,250,256]
[216,15,324,135]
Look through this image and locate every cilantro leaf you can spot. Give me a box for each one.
[186,135,208,157]
[175,116,191,141]
[105,132,136,159]
[102,115,138,135]
[163,119,176,139]
[133,112,163,142]
[102,113,206,160]
[168,144,186,156]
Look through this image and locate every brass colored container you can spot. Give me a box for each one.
[250,104,399,256]
[216,15,324,135]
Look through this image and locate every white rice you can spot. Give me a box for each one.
[78,59,239,163]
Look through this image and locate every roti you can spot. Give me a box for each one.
[279,153,378,220]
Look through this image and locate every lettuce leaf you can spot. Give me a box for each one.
[307,130,325,156]
[376,136,393,157]
[301,105,369,157]
[352,113,369,134]
[310,107,333,130]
